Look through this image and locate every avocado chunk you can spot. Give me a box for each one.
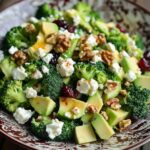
[81,113,94,124]
[144,72,150,76]
[87,91,103,112]
[58,97,87,119]
[75,124,97,144]
[92,113,115,140]
[104,81,121,102]
[106,108,129,126]
[121,57,139,74]
[41,22,58,37]
[30,96,56,116]
[135,75,150,89]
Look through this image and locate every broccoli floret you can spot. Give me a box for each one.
[0,57,16,79]
[132,34,145,49]
[30,117,78,142]
[94,71,107,84]
[36,3,60,19]
[0,79,5,94]
[122,84,150,119]
[74,62,96,80]
[3,26,37,49]
[0,80,27,112]
[41,64,63,102]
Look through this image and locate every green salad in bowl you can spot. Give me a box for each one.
[0,2,150,144]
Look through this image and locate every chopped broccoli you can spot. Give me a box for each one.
[36,3,60,19]
[94,71,107,84]
[3,26,37,49]
[122,84,150,119]
[132,34,145,49]
[0,80,27,112]
[41,64,63,102]
[30,117,78,142]
[0,57,16,79]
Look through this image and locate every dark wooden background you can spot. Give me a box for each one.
[0,0,150,149]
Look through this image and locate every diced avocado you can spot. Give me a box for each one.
[61,39,79,59]
[106,108,129,126]
[144,72,150,76]
[135,75,150,90]
[121,57,139,74]
[115,68,124,81]
[63,77,70,85]
[104,81,121,101]
[81,113,94,124]
[0,57,16,78]
[58,97,87,119]
[75,124,97,144]
[30,96,56,116]
[87,91,103,112]
[92,113,115,140]
[41,22,58,37]
[65,9,92,32]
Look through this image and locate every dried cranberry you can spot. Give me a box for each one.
[138,58,150,71]
[116,23,126,33]
[66,25,76,33]
[53,20,68,28]
[61,86,79,98]
[50,52,60,66]
[144,50,150,60]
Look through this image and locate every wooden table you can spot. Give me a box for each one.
[0,0,150,150]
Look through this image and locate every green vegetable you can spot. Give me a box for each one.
[3,26,37,49]
[94,71,107,84]
[0,80,27,112]
[132,34,145,49]
[41,64,63,102]
[122,84,150,119]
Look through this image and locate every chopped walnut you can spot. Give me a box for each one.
[101,111,108,120]
[55,34,71,53]
[25,24,36,33]
[107,98,121,110]
[119,119,131,131]
[100,50,114,65]
[124,81,131,87]
[79,50,95,61]
[46,33,58,45]
[111,103,121,110]
[12,51,28,65]
[96,34,106,45]
[120,90,127,96]
[87,105,98,113]
[105,80,118,92]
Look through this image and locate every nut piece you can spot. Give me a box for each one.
[105,80,118,92]
[87,105,98,113]
[119,119,131,131]
[107,98,121,110]
[46,33,58,45]
[96,34,106,45]
[124,81,131,87]
[101,111,108,120]
[55,34,71,53]
[79,50,96,61]
[25,24,36,33]
[120,90,127,96]
[100,50,114,65]
[12,51,28,65]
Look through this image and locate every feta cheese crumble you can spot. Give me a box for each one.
[0,50,4,62]
[57,58,75,77]
[12,66,28,80]
[32,70,43,79]
[111,62,121,73]
[30,17,39,23]
[8,46,18,55]
[92,55,102,63]
[86,35,97,47]
[65,112,72,118]
[24,87,37,98]
[37,48,46,58]
[76,78,98,96]
[126,70,137,82]
[13,107,34,124]
[106,43,116,52]
[121,51,130,58]
[42,53,53,64]
[46,119,64,139]
[73,15,81,26]
[42,65,49,74]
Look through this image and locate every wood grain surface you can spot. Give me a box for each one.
[0,0,149,150]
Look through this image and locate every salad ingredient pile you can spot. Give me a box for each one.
[0,2,150,144]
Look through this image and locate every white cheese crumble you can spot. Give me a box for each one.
[56,58,75,77]
[111,62,121,73]
[99,84,104,90]
[106,43,116,52]
[121,51,130,57]
[46,119,64,139]
[13,107,34,124]
[42,65,49,74]
[0,50,4,62]
[72,107,80,115]
[65,112,72,118]
[126,70,137,82]
[29,17,39,23]
[12,66,28,80]
[24,87,37,99]
[86,35,97,47]
[32,70,43,79]
[8,46,18,55]
[76,78,98,96]
[73,15,81,26]
[37,48,46,58]
[42,53,53,64]
[92,55,102,63]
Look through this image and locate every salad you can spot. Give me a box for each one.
[0,2,150,144]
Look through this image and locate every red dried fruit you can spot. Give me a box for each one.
[138,58,150,71]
